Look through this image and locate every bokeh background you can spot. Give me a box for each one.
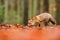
[0,0,60,25]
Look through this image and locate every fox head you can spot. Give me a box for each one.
[28,19,35,26]
[28,16,41,26]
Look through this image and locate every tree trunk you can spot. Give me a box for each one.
[40,0,44,13]
[32,0,37,17]
[17,0,20,24]
[0,0,1,5]
[8,0,16,24]
[4,0,8,23]
[24,0,28,25]
[28,0,33,19]
[49,0,56,17]
[20,0,24,25]
[56,0,60,25]
[44,0,49,12]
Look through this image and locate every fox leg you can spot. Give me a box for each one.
[49,18,57,26]
[44,21,49,26]
[38,24,40,26]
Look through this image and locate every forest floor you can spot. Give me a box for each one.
[0,24,60,40]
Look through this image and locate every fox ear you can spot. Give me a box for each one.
[33,17,37,19]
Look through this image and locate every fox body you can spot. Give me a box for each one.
[28,13,57,26]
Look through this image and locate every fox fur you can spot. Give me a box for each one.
[28,13,57,26]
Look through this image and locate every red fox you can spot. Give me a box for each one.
[28,13,57,26]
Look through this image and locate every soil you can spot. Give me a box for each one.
[0,24,60,40]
